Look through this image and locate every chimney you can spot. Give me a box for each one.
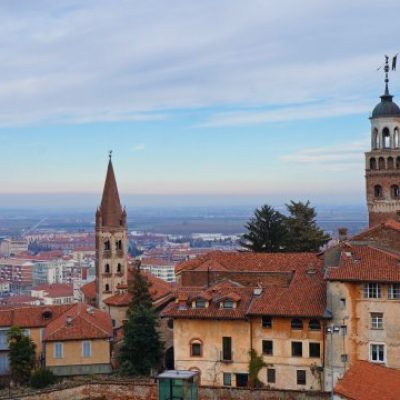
[338,227,348,242]
[66,316,73,326]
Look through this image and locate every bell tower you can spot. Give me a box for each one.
[96,152,128,310]
[366,56,400,227]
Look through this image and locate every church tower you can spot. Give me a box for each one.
[366,56,400,227]
[96,153,128,310]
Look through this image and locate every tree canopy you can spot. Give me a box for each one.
[119,265,163,376]
[7,326,36,384]
[241,201,330,253]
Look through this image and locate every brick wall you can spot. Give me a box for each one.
[4,380,329,400]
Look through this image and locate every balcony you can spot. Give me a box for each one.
[220,351,233,363]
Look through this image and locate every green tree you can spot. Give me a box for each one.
[248,349,267,388]
[7,326,36,384]
[284,200,330,252]
[241,205,287,252]
[119,266,163,376]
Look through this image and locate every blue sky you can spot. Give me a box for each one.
[0,0,399,208]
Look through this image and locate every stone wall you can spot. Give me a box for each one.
[0,380,330,400]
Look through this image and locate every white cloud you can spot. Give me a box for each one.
[281,137,369,171]
[0,1,398,126]
[132,144,145,152]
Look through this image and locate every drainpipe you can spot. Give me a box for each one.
[322,320,326,391]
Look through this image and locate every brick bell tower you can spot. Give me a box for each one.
[366,56,400,227]
[96,152,128,310]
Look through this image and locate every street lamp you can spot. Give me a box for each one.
[327,325,340,400]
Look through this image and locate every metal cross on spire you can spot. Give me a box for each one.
[109,150,113,161]
[377,54,398,96]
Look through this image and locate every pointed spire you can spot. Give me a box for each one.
[99,154,124,228]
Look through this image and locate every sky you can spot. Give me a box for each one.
[0,0,399,209]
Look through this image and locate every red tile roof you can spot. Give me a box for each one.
[104,271,173,307]
[327,245,400,283]
[335,360,400,400]
[164,251,327,319]
[352,218,400,241]
[81,281,96,300]
[32,283,73,298]
[0,304,74,328]
[45,303,112,341]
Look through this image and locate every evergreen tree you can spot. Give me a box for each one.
[284,200,330,251]
[240,205,287,252]
[7,326,36,384]
[119,266,163,376]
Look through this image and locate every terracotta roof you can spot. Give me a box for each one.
[0,296,40,306]
[352,218,400,241]
[45,303,112,341]
[0,304,74,328]
[98,159,124,228]
[327,245,400,283]
[335,360,400,400]
[141,258,175,266]
[104,271,173,307]
[32,283,73,298]
[165,251,327,319]
[81,281,96,300]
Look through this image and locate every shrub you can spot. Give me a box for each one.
[29,368,57,389]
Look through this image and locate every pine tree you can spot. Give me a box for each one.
[119,266,163,376]
[240,205,287,252]
[284,200,330,251]
[7,326,36,384]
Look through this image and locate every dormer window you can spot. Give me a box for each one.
[221,300,234,309]
[192,298,208,309]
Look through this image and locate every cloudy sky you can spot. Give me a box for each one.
[0,0,399,208]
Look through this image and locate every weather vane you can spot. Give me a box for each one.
[377,54,398,94]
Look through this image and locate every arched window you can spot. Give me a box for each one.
[374,185,383,199]
[190,339,202,357]
[104,264,110,273]
[105,284,110,292]
[391,185,400,199]
[397,157,400,169]
[370,158,377,170]
[373,128,379,149]
[378,157,385,170]
[291,318,303,330]
[117,263,122,273]
[104,240,111,251]
[388,157,394,170]
[309,319,321,331]
[116,240,122,251]
[383,127,391,148]
[394,127,399,148]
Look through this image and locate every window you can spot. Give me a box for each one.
[262,316,272,328]
[54,342,63,359]
[374,185,383,198]
[369,157,377,170]
[221,300,234,309]
[194,299,206,309]
[116,240,122,250]
[291,341,303,357]
[388,157,394,169]
[262,340,273,355]
[297,370,306,385]
[373,128,379,149]
[223,373,231,386]
[291,318,303,330]
[378,157,385,170]
[267,368,276,384]
[340,298,346,307]
[190,340,202,357]
[308,319,321,331]
[222,337,232,361]
[371,313,383,329]
[364,283,381,298]
[391,185,400,199]
[82,341,91,357]
[388,284,400,299]
[309,342,320,358]
[105,284,110,292]
[104,264,110,273]
[383,127,391,148]
[370,343,385,363]
[167,319,174,330]
[104,240,110,251]
[235,373,248,387]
